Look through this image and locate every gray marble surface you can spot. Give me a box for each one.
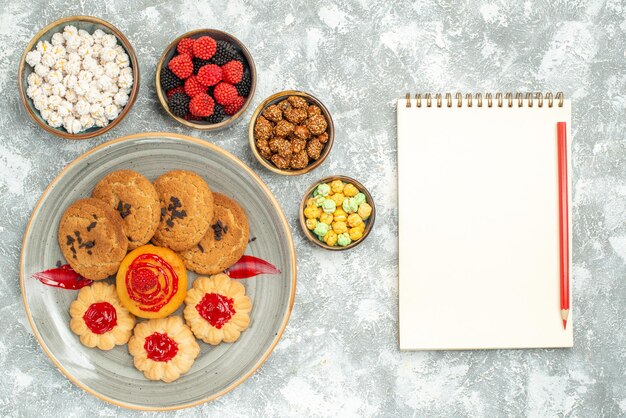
[1,0,624,416]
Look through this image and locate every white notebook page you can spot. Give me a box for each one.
[398,98,573,350]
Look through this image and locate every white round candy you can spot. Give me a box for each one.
[104,62,120,78]
[68,52,81,62]
[26,50,42,67]
[46,70,63,85]
[34,64,49,77]
[41,53,56,67]
[82,56,98,72]
[63,116,82,134]
[51,45,66,58]
[65,60,81,75]
[113,91,129,106]
[90,103,104,118]
[57,100,73,117]
[100,47,117,63]
[120,67,132,77]
[94,116,109,127]
[117,72,133,89]
[66,35,82,51]
[92,44,103,58]
[33,95,48,111]
[40,83,53,96]
[53,58,68,72]
[27,72,43,87]
[92,29,106,43]
[96,75,113,91]
[51,33,65,46]
[115,53,130,68]
[80,34,95,47]
[63,25,78,39]
[85,88,101,103]
[78,45,93,58]
[47,111,63,128]
[36,40,52,54]
[48,95,63,110]
[75,99,91,116]
[51,83,66,97]
[101,34,117,48]
[92,65,105,79]
[80,114,95,129]
[41,108,52,120]
[104,104,120,120]
[65,89,78,103]
[78,70,93,82]
[26,85,41,99]
[100,96,113,107]
[74,79,90,96]
[63,74,78,89]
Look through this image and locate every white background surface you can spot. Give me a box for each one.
[0,0,624,416]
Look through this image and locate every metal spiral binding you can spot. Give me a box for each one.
[405,92,564,108]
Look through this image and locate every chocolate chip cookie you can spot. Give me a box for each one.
[151,170,214,251]
[58,198,129,280]
[179,193,249,275]
[91,170,160,250]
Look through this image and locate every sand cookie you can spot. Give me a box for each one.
[128,316,200,383]
[58,198,128,280]
[69,282,136,350]
[92,170,160,250]
[179,193,249,275]
[151,170,214,251]
[183,274,252,345]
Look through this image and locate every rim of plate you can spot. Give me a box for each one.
[19,132,297,411]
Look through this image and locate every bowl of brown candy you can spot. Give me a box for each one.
[248,90,334,175]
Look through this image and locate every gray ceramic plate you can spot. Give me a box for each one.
[20,133,296,410]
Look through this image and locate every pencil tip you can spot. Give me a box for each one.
[562,319,567,330]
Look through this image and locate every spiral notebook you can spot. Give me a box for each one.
[398,92,573,350]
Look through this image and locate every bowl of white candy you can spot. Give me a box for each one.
[18,15,140,140]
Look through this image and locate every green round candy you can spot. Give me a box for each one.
[314,195,326,206]
[322,199,336,214]
[313,222,330,237]
[342,197,358,214]
[316,183,330,197]
[354,192,366,206]
[337,232,352,247]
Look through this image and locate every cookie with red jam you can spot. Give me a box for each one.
[183,274,252,345]
[128,316,200,382]
[69,282,136,350]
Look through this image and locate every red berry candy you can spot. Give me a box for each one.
[192,36,217,60]
[166,85,184,99]
[177,38,195,55]
[213,82,238,105]
[196,64,222,86]
[189,93,214,117]
[224,95,246,115]
[168,54,193,79]
[185,113,203,121]
[221,60,243,84]
[184,75,208,97]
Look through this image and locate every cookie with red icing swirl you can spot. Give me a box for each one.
[116,245,187,319]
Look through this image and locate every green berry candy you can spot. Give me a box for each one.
[322,199,336,214]
[354,192,366,206]
[337,232,352,247]
[342,197,358,214]
[316,183,330,197]
[313,222,330,238]
[314,195,326,206]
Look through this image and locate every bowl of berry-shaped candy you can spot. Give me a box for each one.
[18,15,139,140]
[156,29,256,130]
[299,176,375,251]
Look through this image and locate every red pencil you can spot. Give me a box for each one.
[557,122,569,330]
